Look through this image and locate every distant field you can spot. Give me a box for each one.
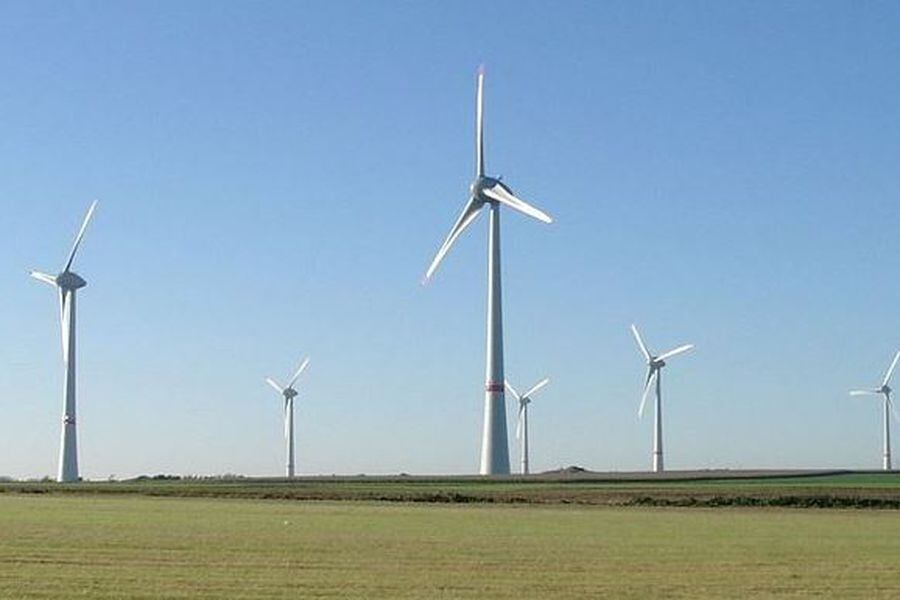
[3,470,900,508]
[1,494,899,599]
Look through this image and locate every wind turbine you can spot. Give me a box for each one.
[30,200,99,483]
[505,377,550,475]
[631,324,693,473]
[423,67,553,475]
[265,357,310,478]
[850,350,900,471]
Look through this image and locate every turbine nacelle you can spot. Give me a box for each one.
[282,388,298,400]
[55,271,87,290]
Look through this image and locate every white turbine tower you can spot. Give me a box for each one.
[850,350,900,471]
[424,67,553,475]
[30,200,98,483]
[505,377,550,475]
[265,357,310,478]
[631,324,693,473]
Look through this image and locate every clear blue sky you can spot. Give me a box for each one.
[2,2,899,478]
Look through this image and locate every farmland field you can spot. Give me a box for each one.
[1,481,900,598]
[3,470,900,507]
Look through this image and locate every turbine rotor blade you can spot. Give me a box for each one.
[476,66,485,178]
[657,344,694,362]
[504,380,521,402]
[849,389,881,396]
[287,357,310,388]
[59,289,71,360]
[630,324,650,361]
[638,369,657,418]
[516,403,524,439]
[882,350,900,387]
[63,200,98,273]
[30,271,58,286]
[481,184,553,224]
[889,395,900,423]
[523,377,550,400]
[266,378,284,394]
[423,196,483,281]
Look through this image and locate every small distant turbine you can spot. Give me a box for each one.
[850,350,900,471]
[505,377,550,475]
[631,324,694,473]
[265,357,310,478]
[423,67,553,475]
[30,200,99,483]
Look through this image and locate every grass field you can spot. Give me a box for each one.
[1,494,900,598]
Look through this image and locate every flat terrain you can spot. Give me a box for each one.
[2,472,899,598]
[2,494,900,599]
[3,470,900,507]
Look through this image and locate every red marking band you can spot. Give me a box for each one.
[485,382,505,393]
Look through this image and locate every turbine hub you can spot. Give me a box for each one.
[283,388,298,400]
[56,271,87,290]
[471,176,502,200]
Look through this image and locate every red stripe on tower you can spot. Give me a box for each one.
[485,382,505,393]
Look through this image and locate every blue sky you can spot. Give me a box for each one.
[2,2,900,478]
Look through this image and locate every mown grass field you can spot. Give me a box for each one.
[1,494,900,598]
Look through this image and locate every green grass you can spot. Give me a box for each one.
[1,495,900,598]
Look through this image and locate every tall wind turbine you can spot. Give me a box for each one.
[30,200,98,483]
[265,357,310,478]
[850,350,900,471]
[505,377,550,475]
[631,324,693,473]
[423,67,553,475]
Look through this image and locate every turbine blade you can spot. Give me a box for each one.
[476,66,485,178]
[63,200,98,273]
[882,350,900,387]
[287,357,310,388]
[887,394,900,423]
[59,289,71,361]
[481,184,553,224]
[504,380,521,402]
[29,271,57,286]
[516,403,524,439]
[630,324,650,361]
[523,377,550,400]
[849,390,881,396]
[266,378,284,394]
[423,196,483,281]
[638,369,657,418]
[657,344,694,362]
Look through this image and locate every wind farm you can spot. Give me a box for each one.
[4,3,900,599]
